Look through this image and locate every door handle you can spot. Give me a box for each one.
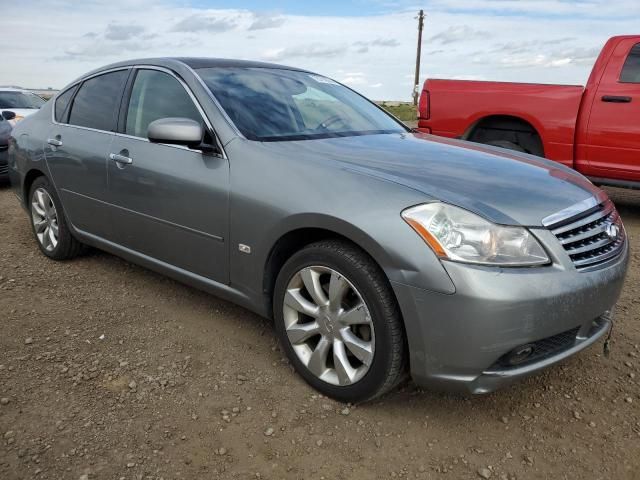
[601,95,632,103]
[109,153,133,165]
[47,138,63,147]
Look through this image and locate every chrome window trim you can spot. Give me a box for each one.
[112,130,221,156]
[51,66,131,128]
[50,64,227,159]
[541,189,609,228]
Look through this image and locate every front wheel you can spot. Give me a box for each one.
[273,240,406,403]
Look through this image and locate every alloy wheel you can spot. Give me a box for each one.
[283,266,375,386]
[31,187,59,252]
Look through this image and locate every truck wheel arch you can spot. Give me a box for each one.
[464,115,545,158]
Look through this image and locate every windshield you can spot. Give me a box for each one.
[0,91,46,109]
[196,67,406,141]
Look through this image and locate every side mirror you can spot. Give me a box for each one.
[2,111,16,121]
[147,117,204,148]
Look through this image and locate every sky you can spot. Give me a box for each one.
[3,0,639,100]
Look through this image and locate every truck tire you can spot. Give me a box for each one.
[486,140,526,153]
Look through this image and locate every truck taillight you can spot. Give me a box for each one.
[418,90,430,120]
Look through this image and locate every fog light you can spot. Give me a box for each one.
[506,344,535,366]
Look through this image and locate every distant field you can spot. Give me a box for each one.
[378,102,417,122]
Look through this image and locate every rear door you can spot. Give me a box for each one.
[45,69,129,239]
[586,40,640,180]
[107,67,230,283]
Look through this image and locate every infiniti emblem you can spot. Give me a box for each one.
[605,222,619,241]
[322,314,334,333]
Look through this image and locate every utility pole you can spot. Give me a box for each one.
[412,9,425,106]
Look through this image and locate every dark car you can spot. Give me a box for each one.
[7,58,629,402]
[0,112,13,182]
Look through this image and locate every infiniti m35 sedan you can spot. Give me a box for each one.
[7,58,628,402]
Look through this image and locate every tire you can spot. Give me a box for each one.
[28,176,84,260]
[273,240,406,403]
[485,139,526,153]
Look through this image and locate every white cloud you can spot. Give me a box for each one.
[104,23,144,41]
[262,44,349,62]
[428,25,490,45]
[2,0,639,100]
[171,14,239,33]
[342,72,367,86]
[249,13,286,31]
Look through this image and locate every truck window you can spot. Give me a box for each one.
[620,43,640,83]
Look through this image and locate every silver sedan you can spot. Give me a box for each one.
[7,58,628,402]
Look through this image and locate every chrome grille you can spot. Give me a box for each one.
[0,163,7,175]
[549,200,625,270]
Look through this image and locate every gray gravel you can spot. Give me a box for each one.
[0,185,639,479]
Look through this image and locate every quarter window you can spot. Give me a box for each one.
[68,70,128,131]
[620,43,640,83]
[54,85,78,123]
[125,70,203,138]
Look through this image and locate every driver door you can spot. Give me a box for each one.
[107,68,230,283]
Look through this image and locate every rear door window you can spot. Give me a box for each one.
[620,43,640,83]
[68,70,128,131]
[54,85,78,123]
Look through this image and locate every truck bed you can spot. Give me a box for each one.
[418,79,585,165]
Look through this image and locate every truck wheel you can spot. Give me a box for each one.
[273,240,407,403]
[486,140,526,153]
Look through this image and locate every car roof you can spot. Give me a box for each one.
[77,57,310,81]
[173,57,309,72]
[56,57,315,96]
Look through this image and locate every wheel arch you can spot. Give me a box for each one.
[22,168,47,206]
[463,114,545,157]
[262,220,399,319]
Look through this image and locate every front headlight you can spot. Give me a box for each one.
[402,203,550,266]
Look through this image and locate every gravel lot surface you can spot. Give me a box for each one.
[1,184,639,480]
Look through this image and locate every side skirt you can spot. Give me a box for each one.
[71,226,269,318]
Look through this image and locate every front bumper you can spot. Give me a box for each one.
[392,236,629,394]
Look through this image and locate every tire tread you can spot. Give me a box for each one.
[29,176,85,261]
[275,239,407,402]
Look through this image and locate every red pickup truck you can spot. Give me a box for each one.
[417,35,640,188]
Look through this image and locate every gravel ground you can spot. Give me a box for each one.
[0,184,639,480]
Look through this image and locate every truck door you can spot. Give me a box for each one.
[586,39,640,182]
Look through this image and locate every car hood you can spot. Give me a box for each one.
[265,132,602,227]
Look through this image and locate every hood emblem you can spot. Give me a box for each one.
[605,222,619,241]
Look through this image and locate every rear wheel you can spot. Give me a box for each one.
[29,176,84,260]
[273,240,406,403]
